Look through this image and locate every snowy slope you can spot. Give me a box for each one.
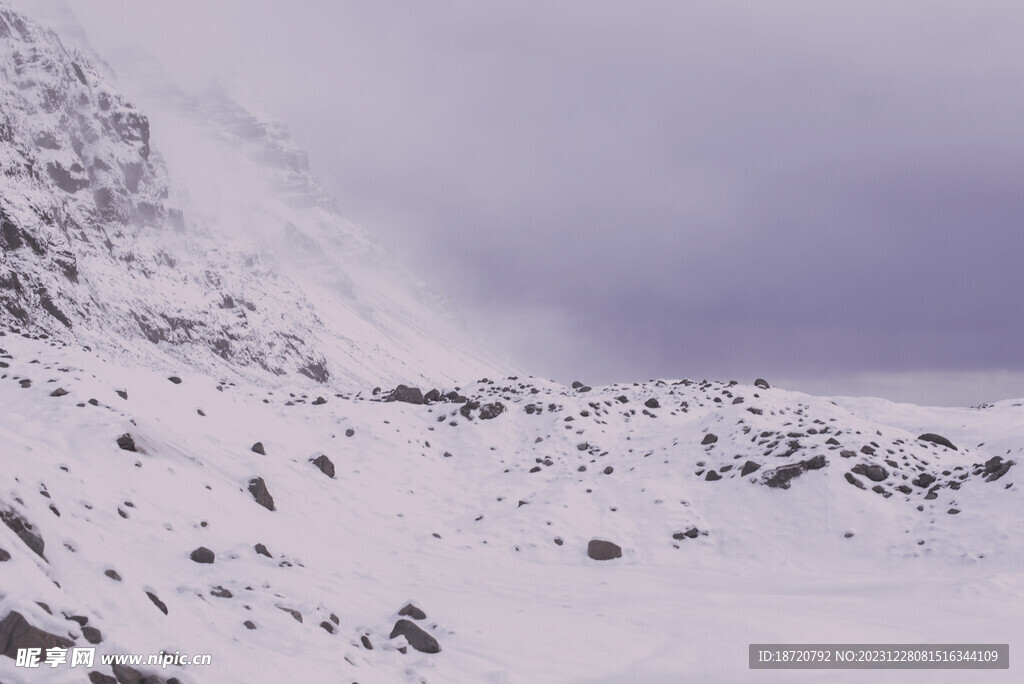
[0,2,506,391]
[1,331,1021,683]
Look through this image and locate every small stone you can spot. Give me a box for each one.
[50,387,68,397]
[310,454,335,478]
[740,461,761,476]
[168,376,182,384]
[146,591,168,615]
[210,586,233,598]
[360,635,373,649]
[244,620,256,630]
[104,569,122,582]
[754,378,770,389]
[82,626,102,644]
[116,433,137,452]
[251,442,266,455]
[701,433,718,445]
[644,398,660,409]
[705,470,721,481]
[190,547,215,564]
[603,466,614,475]
[248,477,276,511]
[398,603,427,620]
[917,433,957,451]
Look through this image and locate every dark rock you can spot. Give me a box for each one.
[345,428,355,437]
[587,539,622,561]
[986,458,1014,482]
[701,433,718,446]
[912,473,936,488]
[0,547,9,562]
[398,603,427,620]
[844,531,854,538]
[705,470,721,481]
[754,378,770,389]
[387,385,425,405]
[644,398,660,409]
[825,437,840,446]
[917,433,957,450]
[105,569,122,581]
[88,672,118,684]
[279,607,303,623]
[424,389,441,403]
[319,621,334,634]
[82,626,102,644]
[248,477,276,511]
[310,454,335,478]
[115,389,128,400]
[312,396,327,405]
[844,472,866,489]
[896,485,913,494]
[190,546,215,564]
[50,387,68,397]
[603,466,614,475]
[146,591,168,615]
[948,508,960,515]
[673,528,700,540]
[0,508,45,558]
[761,455,827,489]
[389,619,441,654]
[852,464,888,482]
[251,442,266,455]
[479,402,505,420]
[740,461,761,476]
[0,610,74,659]
[244,621,256,630]
[117,433,137,452]
[360,635,373,649]
[210,586,232,598]
[255,543,272,557]
[167,376,182,384]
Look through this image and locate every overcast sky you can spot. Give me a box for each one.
[57,1,1024,405]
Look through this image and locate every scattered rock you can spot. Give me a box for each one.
[918,433,957,451]
[0,547,9,562]
[82,626,102,644]
[672,528,700,540]
[644,398,660,409]
[761,455,827,489]
[146,591,168,615]
[50,387,68,397]
[345,428,355,437]
[424,389,441,403]
[0,508,45,558]
[278,607,303,623]
[104,569,122,582]
[398,603,427,620]
[754,378,770,389]
[389,619,441,654]
[587,539,622,561]
[251,442,266,455]
[115,389,128,400]
[387,385,425,405]
[311,396,327,405]
[116,433,137,452]
[701,433,718,446]
[88,671,117,683]
[0,611,74,660]
[244,621,256,630]
[248,477,276,511]
[190,547,215,564]
[254,543,272,558]
[210,586,233,599]
[479,403,505,420]
[310,454,336,478]
[851,464,888,482]
[705,470,721,481]
[844,472,866,489]
[912,473,936,488]
[360,635,373,649]
[168,376,182,384]
[740,461,761,476]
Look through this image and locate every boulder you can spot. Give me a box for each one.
[917,433,957,450]
[387,385,424,405]
[190,547,215,564]
[0,611,73,659]
[587,539,622,561]
[247,478,276,511]
[389,619,440,654]
[310,454,335,478]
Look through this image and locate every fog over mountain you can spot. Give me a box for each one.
[53,0,1024,407]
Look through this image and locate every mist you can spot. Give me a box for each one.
[53,0,1024,405]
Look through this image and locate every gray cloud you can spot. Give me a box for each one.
[63,0,1024,404]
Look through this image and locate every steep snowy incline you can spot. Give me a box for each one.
[0,3,507,391]
[0,330,1021,683]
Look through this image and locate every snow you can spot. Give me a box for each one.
[1,332,1021,683]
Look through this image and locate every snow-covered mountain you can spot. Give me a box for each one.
[0,332,1021,683]
[1,4,1022,684]
[0,3,504,390]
